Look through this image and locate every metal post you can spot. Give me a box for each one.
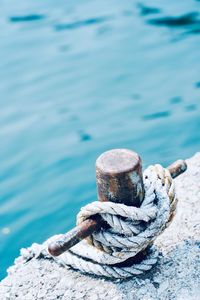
[96,149,144,207]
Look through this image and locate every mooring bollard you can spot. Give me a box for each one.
[48,149,187,260]
[48,149,145,257]
[96,149,144,207]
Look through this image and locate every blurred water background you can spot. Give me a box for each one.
[0,0,200,279]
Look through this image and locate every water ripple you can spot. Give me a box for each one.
[170,97,182,104]
[54,16,112,31]
[195,81,200,88]
[185,104,197,112]
[9,14,46,23]
[142,111,171,121]
[78,131,92,142]
[147,12,199,27]
[137,3,161,16]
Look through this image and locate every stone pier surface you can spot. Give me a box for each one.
[0,154,200,300]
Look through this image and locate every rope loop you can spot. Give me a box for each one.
[11,164,177,279]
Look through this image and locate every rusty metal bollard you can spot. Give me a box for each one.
[48,149,187,261]
[96,149,144,207]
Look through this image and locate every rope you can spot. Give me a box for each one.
[8,164,176,279]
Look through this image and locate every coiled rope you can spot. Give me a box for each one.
[9,164,176,279]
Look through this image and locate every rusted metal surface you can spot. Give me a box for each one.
[168,159,187,178]
[48,150,187,258]
[48,216,103,256]
[96,149,144,207]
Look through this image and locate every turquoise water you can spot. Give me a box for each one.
[0,0,200,279]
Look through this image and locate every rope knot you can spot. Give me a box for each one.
[76,165,176,261]
[19,164,177,279]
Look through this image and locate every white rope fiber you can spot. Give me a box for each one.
[9,164,177,279]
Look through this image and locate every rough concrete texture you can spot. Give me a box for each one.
[0,153,200,300]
